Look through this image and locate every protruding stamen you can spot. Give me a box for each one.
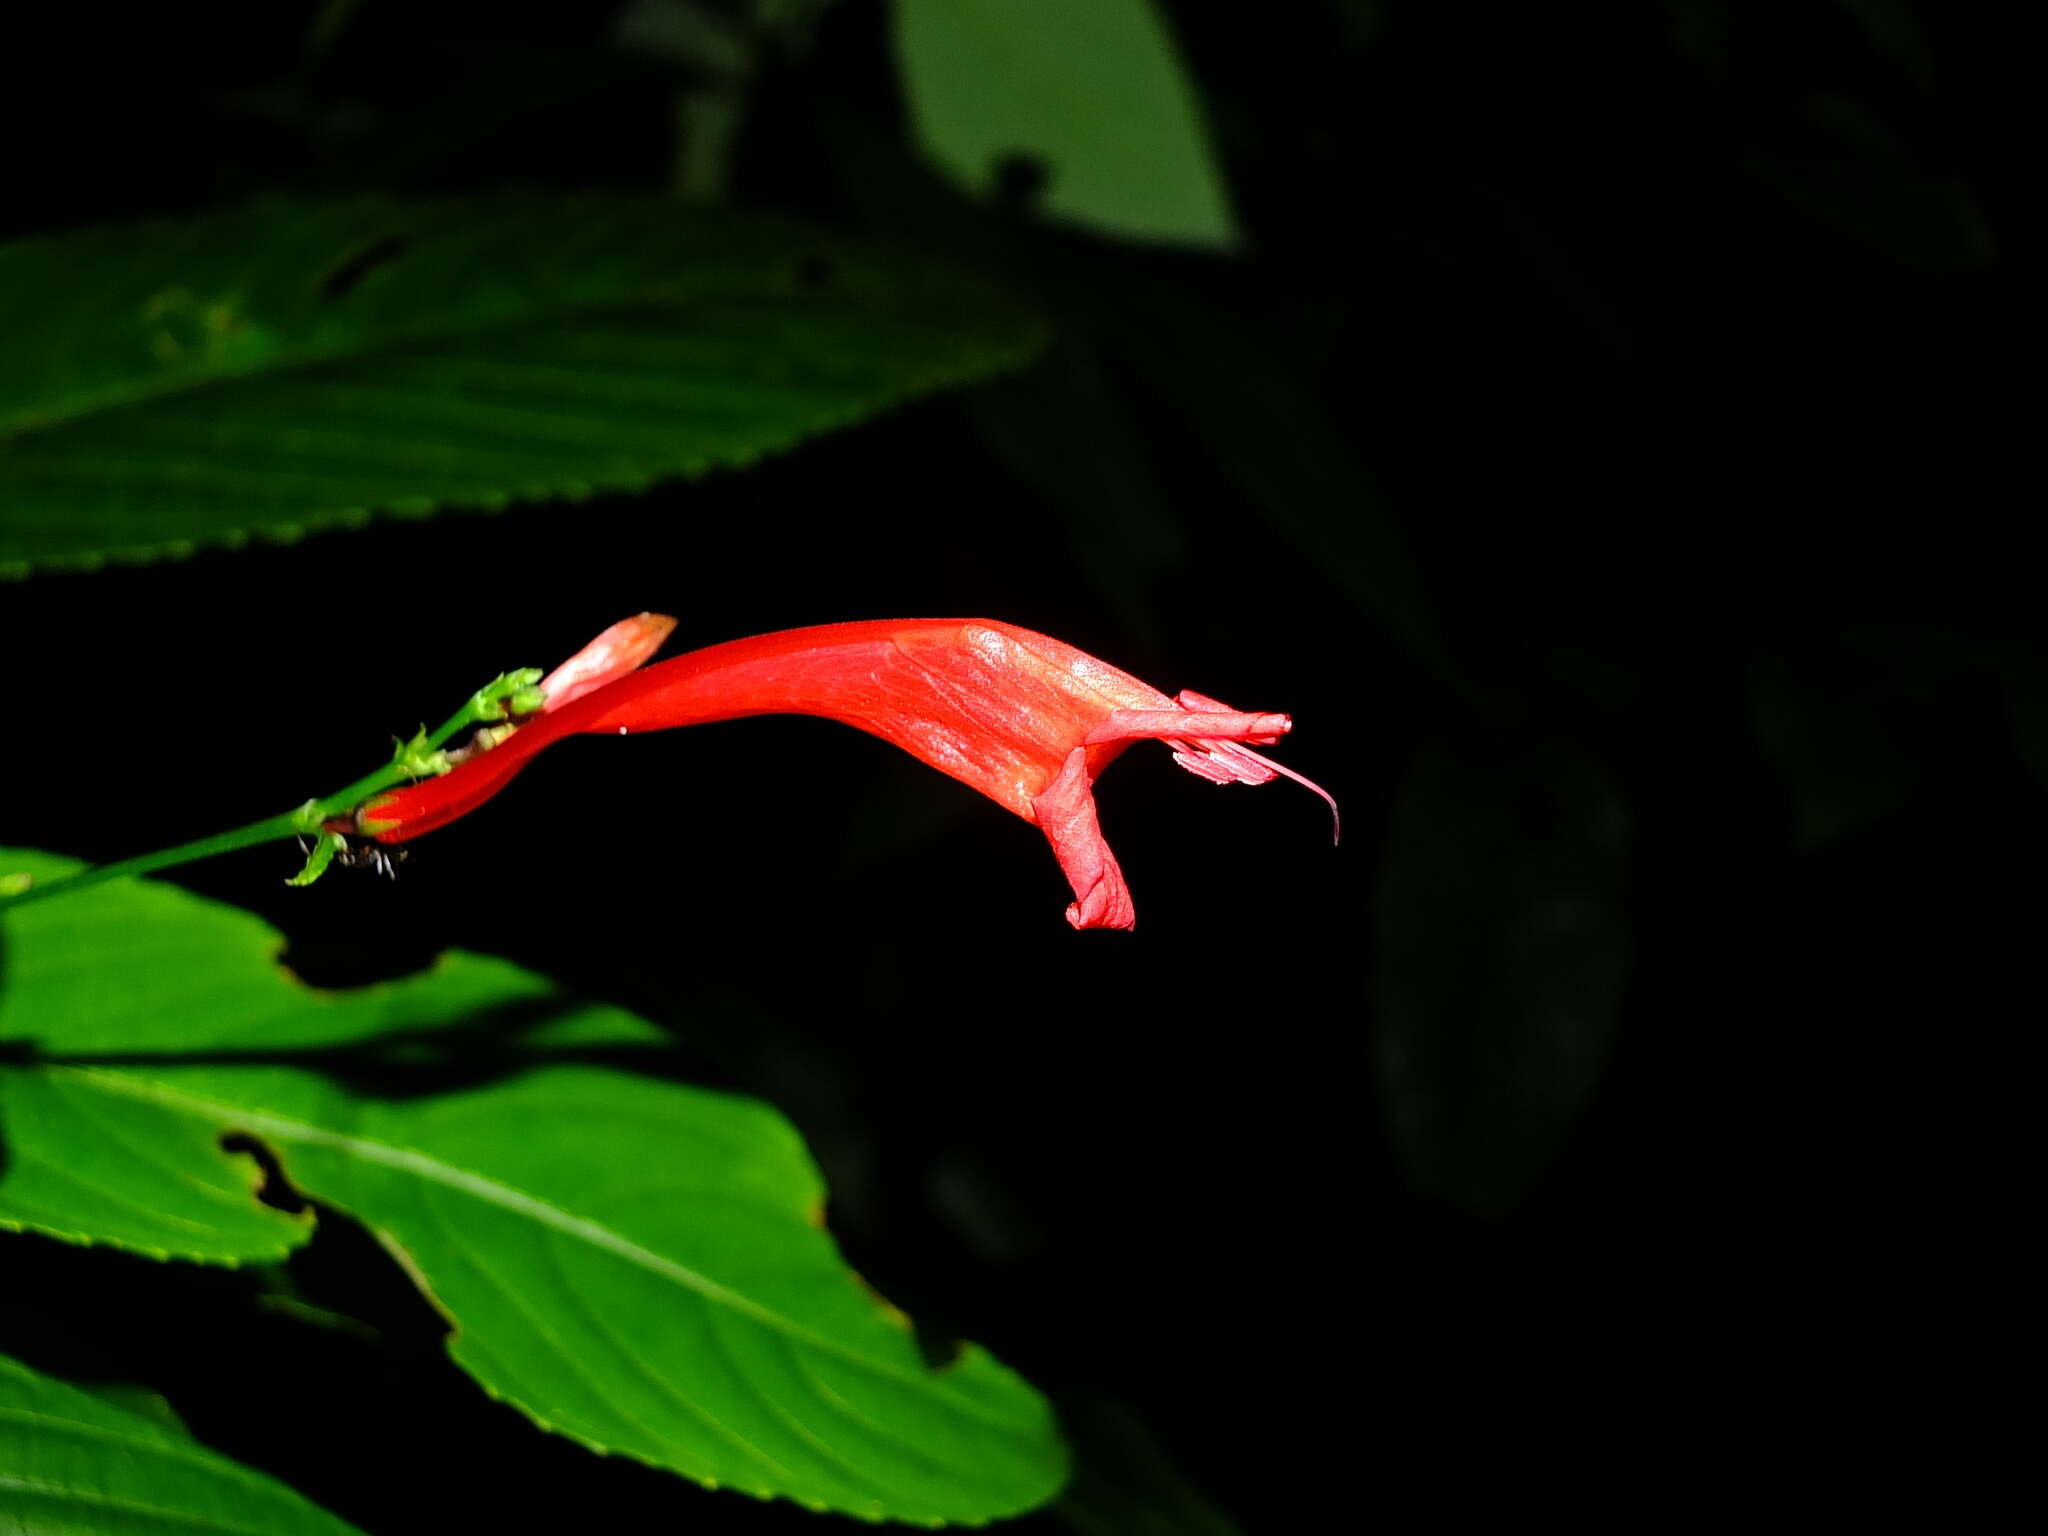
[1170,746,1269,785]
[1167,737,1341,843]
[1085,693,1338,842]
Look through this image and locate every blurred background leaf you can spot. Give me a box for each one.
[1050,1397,1244,1536]
[893,0,1239,249]
[1746,612,1962,854]
[1372,733,1631,1220]
[1823,0,1936,91]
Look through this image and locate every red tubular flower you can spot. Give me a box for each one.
[362,620,1336,930]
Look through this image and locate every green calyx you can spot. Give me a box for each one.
[389,727,451,782]
[285,832,346,887]
[0,659,547,911]
[467,668,546,725]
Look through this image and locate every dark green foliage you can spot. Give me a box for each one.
[1373,735,1631,1219]
[0,1,2032,1530]
[0,196,1039,575]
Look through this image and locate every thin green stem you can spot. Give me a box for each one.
[0,668,545,912]
[0,808,315,910]
[0,767,404,911]
[426,669,543,753]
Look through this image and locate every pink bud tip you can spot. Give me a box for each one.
[538,613,678,711]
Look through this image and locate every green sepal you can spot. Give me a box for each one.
[389,727,451,781]
[285,833,344,887]
[471,668,545,724]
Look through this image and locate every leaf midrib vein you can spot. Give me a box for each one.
[1,283,870,440]
[58,1066,1019,1425]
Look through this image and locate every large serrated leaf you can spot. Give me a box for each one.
[0,194,1044,577]
[0,851,1067,1525]
[0,1350,365,1536]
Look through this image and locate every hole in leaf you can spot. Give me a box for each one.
[318,234,408,300]
[915,1320,964,1371]
[993,152,1052,212]
[793,253,835,288]
[277,925,442,989]
[220,1132,308,1214]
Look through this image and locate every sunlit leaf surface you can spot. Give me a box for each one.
[0,851,1066,1524]
[894,0,1238,249]
[0,1350,365,1535]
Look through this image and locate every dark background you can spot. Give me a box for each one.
[1,1,2035,1530]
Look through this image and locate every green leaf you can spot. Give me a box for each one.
[1722,92,1995,274]
[2000,650,2048,802]
[893,0,1239,250]
[0,194,1043,577]
[1103,280,1463,693]
[964,343,1188,639]
[1748,640,1921,854]
[0,1350,365,1535]
[1748,613,1981,855]
[1052,1399,1243,1536]
[0,851,1067,1524]
[1824,0,1935,89]
[1371,737,1631,1220]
